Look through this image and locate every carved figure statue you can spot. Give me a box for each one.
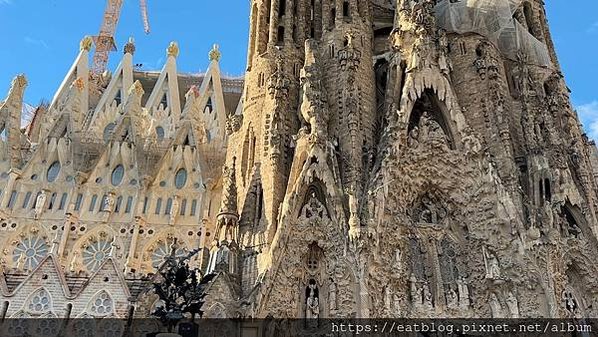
[34,190,47,219]
[102,193,115,212]
[408,126,420,149]
[423,282,433,308]
[69,251,80,272]
[15,252,25,270]
[437,29,451,76]
[306,283,320,325]
[446,287,458,309]
[506,291,520,318]
[489,293,503,318]
[457,276,470,309]
[410,274,421,305]
[483,247,501,280]
[169,196,180,225]
[329,279,337,311]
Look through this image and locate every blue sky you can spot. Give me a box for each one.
[0,1,596,138]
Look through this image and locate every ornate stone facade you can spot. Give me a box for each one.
[0,40,242,323]
[1,0,598,324]
[209,0,598,320]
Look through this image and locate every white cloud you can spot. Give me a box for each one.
[589,21,598,34]
[24,36,49,49]
[576,101,598,141]
[0,0,12,5]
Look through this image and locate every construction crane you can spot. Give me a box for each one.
[92,0,151,75]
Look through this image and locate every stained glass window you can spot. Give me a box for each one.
[12,235,49,270]
[151,241,185,268]
[82,240,111,272]
[46,161,61,183]
[111,165,124,186]
[174,168,187,189]
[89,291,113,316]
[156,126,165,140]
[27,288,51,313]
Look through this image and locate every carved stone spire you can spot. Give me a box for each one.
[300,40,329,140]
[218,157,238,216]
[208,158,240,274]
[0,74,27,168]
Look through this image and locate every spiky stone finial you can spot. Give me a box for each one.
[74,77,85,91]
[167,41,179,58]
[80,36,93,52]
[124,37,136,55]
[209,44,221,62]
[129,80,145,96]
[12,74,28,91]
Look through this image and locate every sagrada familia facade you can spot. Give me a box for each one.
[0,0,597,330]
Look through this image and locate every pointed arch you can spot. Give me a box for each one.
[407,89,457,150]
[23,287,53,315]
[86,290,114,317]
[297,181,329,220]
[556,202,588,239]
[205,302,227,318]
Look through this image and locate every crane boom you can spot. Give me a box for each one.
[91,0,151,75]
[140,0,151,34]
[92,0,125,75]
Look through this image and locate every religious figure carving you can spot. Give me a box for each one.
[562,289,581,318]
[489,293,503,318]
[437,29,452,76]
[300,191,327,221]
[512,51,535,96]
[457,276,470,309]
[446,286,458,309]
[15,252,25,271]
[69,251,80,272]
[393,294,401,315]
[408,126,420,149]
[506,291,520,318]
[306,282,320,327]
[348,187,361,241]
[415,194,447,225]
[329,279,337,311]
[169,196,180,225]
[483,247,501,280]
[34,190,48,219]
[410,112,449,150]
[422,282,433,309]
[102,193,116,213]
[409,274,421,306]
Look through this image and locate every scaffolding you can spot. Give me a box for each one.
[434,0,552,66]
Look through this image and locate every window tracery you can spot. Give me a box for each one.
[89,290,114,316]
[26,288,52,314]
[81,235,112,272]
[150,239,186,268]
[12,234,49,270]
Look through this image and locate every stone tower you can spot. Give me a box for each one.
[215,0,598,320]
